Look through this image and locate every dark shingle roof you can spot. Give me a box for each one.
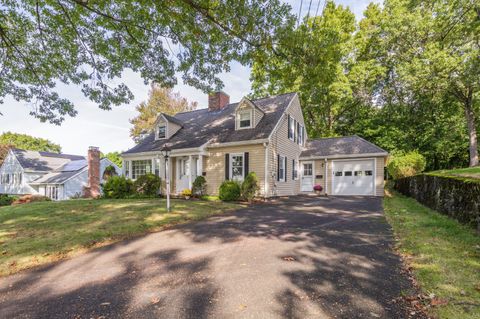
[301,136,388,158]
[123,93,296,154]
[12,149,85,172]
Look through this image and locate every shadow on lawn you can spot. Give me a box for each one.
[0,196,421,318]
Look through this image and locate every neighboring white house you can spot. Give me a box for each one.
[0,148,121,200]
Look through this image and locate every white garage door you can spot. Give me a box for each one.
[332,159,375,196]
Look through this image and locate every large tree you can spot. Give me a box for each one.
[129,84,197,142]
[251,0,479,169]
[0,0,293,124]
[0,131,61,165]
[358,0,480,166]
[251,1,356,137]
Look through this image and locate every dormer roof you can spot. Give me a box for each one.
[235,97,265,115]
[155,113,183,127]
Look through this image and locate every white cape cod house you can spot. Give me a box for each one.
[121,92,388,197]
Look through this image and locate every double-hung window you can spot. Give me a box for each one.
[230,153,244,180]
[158,125,166,139]
[288,115,295,141]
[132,160,152,179]
[278,155,286,181]
[297,123,303,145]
[238,110,252,128]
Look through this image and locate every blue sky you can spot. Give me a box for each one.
[0,0,376,155]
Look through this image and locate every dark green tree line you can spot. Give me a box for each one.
[251,0,479,170]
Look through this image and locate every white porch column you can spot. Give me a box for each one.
[198,155,203,178]
[188,155,193,189]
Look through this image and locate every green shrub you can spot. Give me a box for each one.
[192,176,207,197]
[387,151,426,180]
[0,194,15,206]
[241,172,259,202]
[133,173,161,196]
[219,180,241,201]
[102,176,134,198]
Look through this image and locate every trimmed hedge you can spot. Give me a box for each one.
[394,174,480,230]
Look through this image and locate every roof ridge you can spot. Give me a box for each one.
[353,134,388,153]
[173,92,297,116]
[308,135,357,141]
[13,148,84,159]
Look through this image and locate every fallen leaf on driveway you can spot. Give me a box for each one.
[283,256,295,261]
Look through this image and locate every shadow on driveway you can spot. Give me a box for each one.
[0,196,420,318]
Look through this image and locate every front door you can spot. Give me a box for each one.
[301,162,314,192]
[176,157,190,193]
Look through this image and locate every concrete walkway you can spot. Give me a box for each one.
[0,196,418,318]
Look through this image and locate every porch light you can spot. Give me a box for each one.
[161,144,171,212]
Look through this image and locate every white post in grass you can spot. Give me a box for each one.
[161,144,171,212]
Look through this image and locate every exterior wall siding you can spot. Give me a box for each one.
[375,157,385,196]
[267,96,305,197]
[204,144,266,196]
[311,159,327,194]
[254,108,264,126]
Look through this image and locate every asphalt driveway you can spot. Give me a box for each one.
[0,196,419,319]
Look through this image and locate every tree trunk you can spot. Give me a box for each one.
[464,90,479,167]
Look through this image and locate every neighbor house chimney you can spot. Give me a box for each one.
[208,91,230,111]
[85,146,101,198]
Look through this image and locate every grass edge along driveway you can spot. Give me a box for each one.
[384,187,480,319]
[0,198,242,276]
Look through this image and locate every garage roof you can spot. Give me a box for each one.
[301,136,388,158]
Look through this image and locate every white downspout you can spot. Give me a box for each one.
[324,158,328,195]
[264,142,269,198]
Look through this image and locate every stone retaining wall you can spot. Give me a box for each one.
[394,174,480,231]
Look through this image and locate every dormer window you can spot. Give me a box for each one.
[238,110,252,128]
[158,125,166,139]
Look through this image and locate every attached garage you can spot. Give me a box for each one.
[300,136,388,197]
[332,159,375,196]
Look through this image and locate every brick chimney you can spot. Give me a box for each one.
[208,91,230,111]
[85,146,101,198]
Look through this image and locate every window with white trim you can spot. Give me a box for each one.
[132,160,152,179]
[288,116,295,141]
[293,159,298,180]
[296,124,303,145]
[238,110,252,128]
[158,124,166,139]
[230,153,244,180]
[278,155,286,181]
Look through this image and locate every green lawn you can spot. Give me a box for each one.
[428,166,480,181]
[384,187,480,319]
[0,198,242,276]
